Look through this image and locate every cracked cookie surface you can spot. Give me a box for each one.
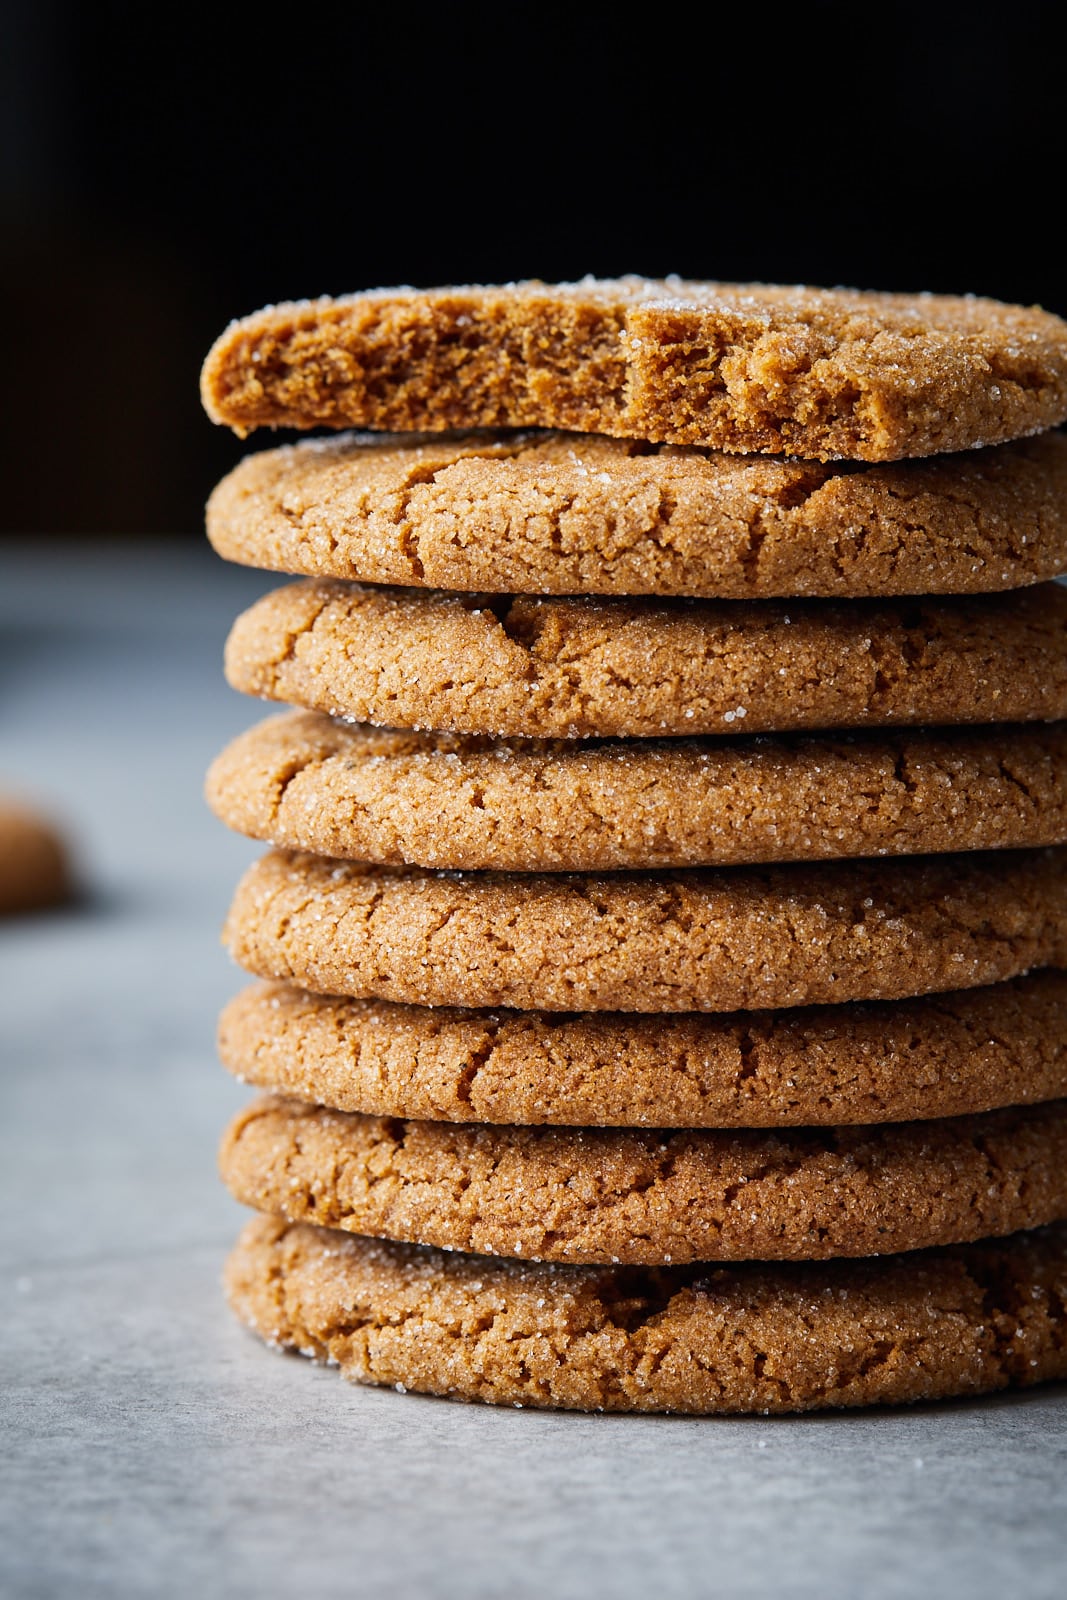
[223,579,1067,739]
[218,1087,1067,1263]
[218,970,1067,1128]
[200,279,1067,461]
[207,711,1067,871]
[222,847,1067,1013]
[226,1216,1067,1413]
[206,428,1067,598]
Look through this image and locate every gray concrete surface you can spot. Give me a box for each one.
[2,542,1065,1599]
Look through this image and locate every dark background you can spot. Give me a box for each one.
[4,0,1066,536]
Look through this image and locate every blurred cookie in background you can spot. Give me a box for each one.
[0,796,72,915]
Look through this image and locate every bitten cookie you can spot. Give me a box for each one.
[206,711,1067,872]
[0,798,70,915]
[218,970,1067,1128]
[206,428,1067,598]
[223,847,1067,1013]
[226,1216,1067,1414]
[200,279,1067,461]
[219,1093,1067,1263]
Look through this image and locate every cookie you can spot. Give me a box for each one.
[225,1215,1067,1413]
[206,711,1067,872]
[219,1093,1067,1264]
[223,847,1067,1013]
[217,970,1067,1129]
[223,580,1067,739]
[206,428,1067,599]
[199,279,1067,462]
[0,798,70,915]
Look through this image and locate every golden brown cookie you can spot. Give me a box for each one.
[223,847,1067,1013]
[219,1093,1067,1264]
[226,1215,1067,1413]
[223,580,1067,739]
[0,798,70,915]
[206,711,1067,872]
[199,279,1067,461]
[218,970,1067,1129]
[206,428,1067,598]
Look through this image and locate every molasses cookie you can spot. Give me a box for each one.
[0,798,70,915]
[223,580,1067,739]
[219,1093,1067,1263]
[222,847,1067,1013]
[200,279,1067,461]
[206,428,1067,598]
[218,970,1067,1128]
[206,711,1067,872]
[226,1215,1067,1413]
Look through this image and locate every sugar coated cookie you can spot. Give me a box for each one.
[218,970,1067,1128]
[200,279,1067,461]
[226,1216,1067,1413]
[223,847,1067,1013]
[207,711,1067,872]
[206,429,1067,598]
[224,580,1067,740]
[219,1093,1067,1263]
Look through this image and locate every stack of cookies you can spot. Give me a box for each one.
[201,279,1067,1413]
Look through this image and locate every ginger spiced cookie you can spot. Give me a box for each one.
[223,580,1067,739]
[0,798,71,915]
[207,429,1067,599]
[219,1093,1067,1265]
[226,1216,1067,1414]
[207,711,1067,872]
[223,847,1067,1014]
[200,279,1067,461]
[218,970,1067,1129]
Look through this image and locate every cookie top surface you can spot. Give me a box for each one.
[0,798,70,915]
[223,847,1067,1013]
[219,1093,1067,1264]
[223,580,1067,740]
[207,428,1067,598]
[200,279,1067,461]
[207,711,1067,872]
[219,970,1067,1128]
[226,1215,1067,1413]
